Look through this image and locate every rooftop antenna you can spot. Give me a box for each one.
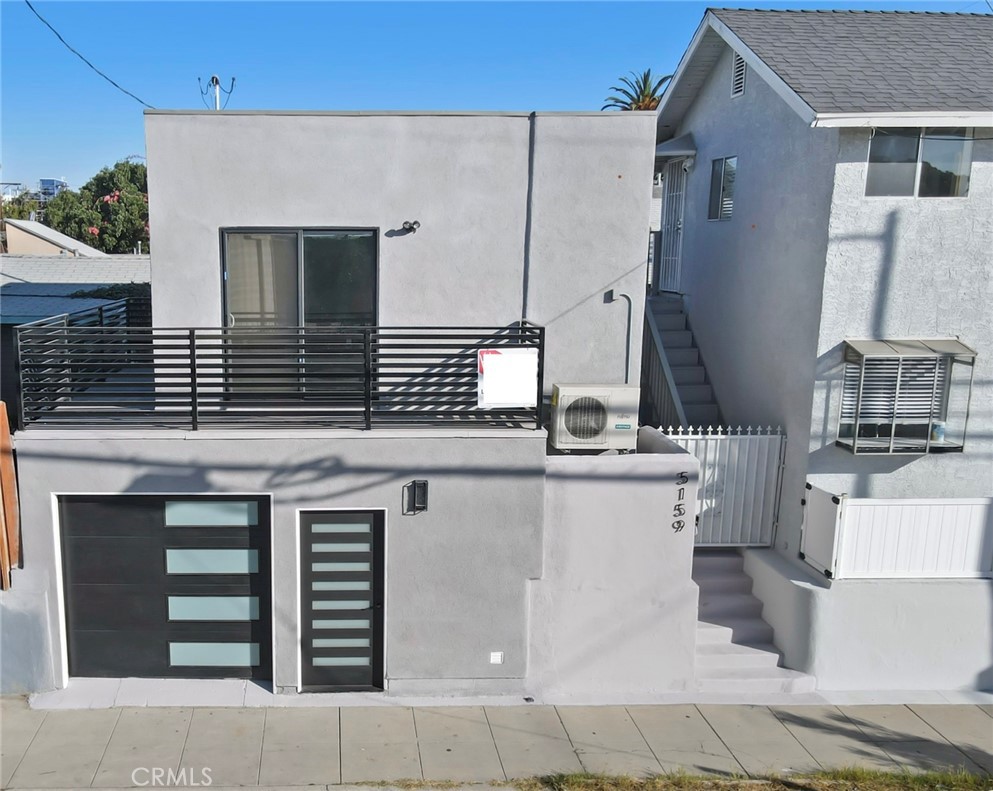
[199,75,236,111]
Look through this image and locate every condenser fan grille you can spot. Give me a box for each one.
[564,396,608,441]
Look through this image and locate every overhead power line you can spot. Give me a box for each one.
[23,0,154,109]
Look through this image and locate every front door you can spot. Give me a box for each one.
[655,159,686,293]
[299,510,385,691]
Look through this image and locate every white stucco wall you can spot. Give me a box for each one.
[746,549,993,691]
[529,438,699,701]
[144,111,655,390]
[808,128,993,500]
[668,46,839,553]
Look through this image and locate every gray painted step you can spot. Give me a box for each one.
[655,312,687,331]
[699,592,764,620]
[685,403,720,426]
[666,347,700,366]
[677,383,714,404]
[695,666,817,694]
[692,551,744,575]
[696,641,783,669]
[660,329,694,348]
[697,618,775,646]
[651,298,684,314]
[695,573,753,595]
[671,366,705,385]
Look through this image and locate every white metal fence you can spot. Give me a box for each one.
[801,486,993,579]
[659,426,785,547]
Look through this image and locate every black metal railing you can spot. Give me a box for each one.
[16,319,544,431]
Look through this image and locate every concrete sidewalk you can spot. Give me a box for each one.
[2,697,990,789]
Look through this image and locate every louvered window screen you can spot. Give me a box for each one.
[731,52,746,97]
[836,340,975,455]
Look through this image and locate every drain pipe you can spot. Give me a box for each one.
[603,289,633,384]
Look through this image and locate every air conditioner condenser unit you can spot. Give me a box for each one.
[549,384,640,451]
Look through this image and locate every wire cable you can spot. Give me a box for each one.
[221,78,236,110]
[24,0,154,109]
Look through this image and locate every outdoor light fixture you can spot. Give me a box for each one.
[403,480,429,514]
[402,220,420,233]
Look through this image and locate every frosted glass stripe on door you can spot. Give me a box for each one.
[165,501,259,526]
[312,581,370,591]
[166,549,259,574]
[312,562,370,572]
[312,543,370,553]
[312,619,370,629]
[313,600,369,610]
[169,642,260,667]
[312,523,371,533]
[168,596,260,621]
[312,638,370,648]
[313,656,371,667]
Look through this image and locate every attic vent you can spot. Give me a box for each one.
[731,52,746,98]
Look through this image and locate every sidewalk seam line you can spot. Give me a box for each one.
[904,703,984,771]
[482,706,508,781]
[89,706,123,787]
[5,706,48,787]
[694,705,747,776]
[767,705,825,772]
[257,706,268,785]
[553,706,585,773]
[625,706,664,773]
[411,707,425,780]
[177,707,195,771]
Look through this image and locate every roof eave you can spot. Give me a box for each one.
[812,111,993,128]
[657,11,817,139]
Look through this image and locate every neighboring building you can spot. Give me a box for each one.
[645,9,992,691]
[38,179,69,201]
[3,219,108,257]
[0,254,151,427]
[2,111,709,701]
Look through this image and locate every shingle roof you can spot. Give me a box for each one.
[3,219,109,257]
[709,9,993,114]
[0,254,150,287]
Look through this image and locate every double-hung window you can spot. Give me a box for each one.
[865,128,972,197]
[837,339,976,455]
[708,156,737,220]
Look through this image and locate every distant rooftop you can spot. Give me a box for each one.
[3,219,109,257]
[709,8,993,115]
[0,254,150,287]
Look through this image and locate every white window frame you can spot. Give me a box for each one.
[864,127,973,199]
[708,156,737,221]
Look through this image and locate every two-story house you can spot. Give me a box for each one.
[646,9,992,691]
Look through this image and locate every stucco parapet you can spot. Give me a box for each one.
[13,428,548,443]
[144,109,656,119]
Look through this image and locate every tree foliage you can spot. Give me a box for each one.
[46,160,150,254]
[602,69,673,111]
[3,194,41,221]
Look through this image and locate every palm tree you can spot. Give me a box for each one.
[601,69,672,111]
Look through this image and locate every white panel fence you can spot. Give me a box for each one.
[801,485,993,579]
[659,426,785,547]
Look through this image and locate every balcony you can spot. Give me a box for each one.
[15,300,544,431]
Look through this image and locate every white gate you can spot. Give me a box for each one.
[655,159,686,293]
[661,426,785,546]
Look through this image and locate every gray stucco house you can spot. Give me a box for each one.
[647,9,992,691]
[2,110,711,701]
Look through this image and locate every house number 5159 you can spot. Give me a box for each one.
[672,471,689,532]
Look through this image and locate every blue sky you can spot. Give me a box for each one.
[1,0,986,189]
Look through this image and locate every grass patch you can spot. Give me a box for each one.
[510,769,989,791]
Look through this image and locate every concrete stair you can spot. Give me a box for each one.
[693,549,817,694]
[648,295,722,428]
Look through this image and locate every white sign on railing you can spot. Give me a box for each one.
[802,487,993,580]
[477,347,538,409]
